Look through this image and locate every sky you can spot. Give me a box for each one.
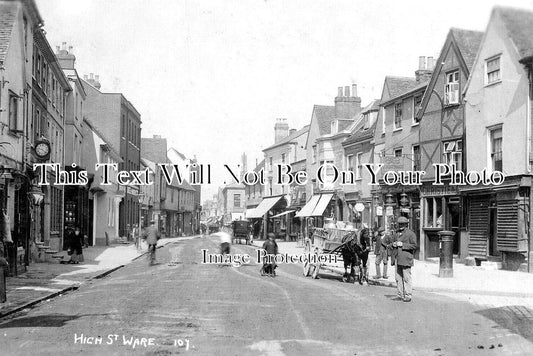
[35,0,533,202]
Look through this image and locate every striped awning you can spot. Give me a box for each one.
[245,196,283,219]
[311,193,334,216]
[295,195,321,218]
[271,210,295,218]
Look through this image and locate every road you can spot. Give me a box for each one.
[0,236,532,355]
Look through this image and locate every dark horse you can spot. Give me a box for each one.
[340,228,371,284]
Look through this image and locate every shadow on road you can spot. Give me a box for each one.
[0,313,102,328]
[475,306,533,343]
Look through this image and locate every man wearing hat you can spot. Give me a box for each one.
[373,226,393,279]
[392,216,417,302]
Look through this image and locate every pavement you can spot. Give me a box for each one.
[0,236,200,318]
[252,240,533,298]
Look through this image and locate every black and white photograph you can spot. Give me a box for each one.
[0,0,533,354]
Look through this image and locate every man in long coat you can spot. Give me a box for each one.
[392,216,417,302]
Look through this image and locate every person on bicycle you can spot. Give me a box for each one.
[142,220,161,265]
[261,233,278,277]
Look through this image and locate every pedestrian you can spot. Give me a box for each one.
[68,226,83,264]
[261,233,278,277]
[392,216,417,302]
[142,220,161,265]
[373,226,393,279]
[218,228,232,255]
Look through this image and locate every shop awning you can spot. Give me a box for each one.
[295,195,321,217]
[310,193,334,216]
[245,208,257,219]
[231,213,245,221]
[271,210,295,218]
[245,196,283,218]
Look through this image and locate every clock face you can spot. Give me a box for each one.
[35,142,50,157]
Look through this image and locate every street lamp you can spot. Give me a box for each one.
[136,192,145,250]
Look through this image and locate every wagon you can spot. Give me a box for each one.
[232,220,251,244]
[302,227,358,279]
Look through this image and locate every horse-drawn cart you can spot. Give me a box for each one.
[302,227,359,280]
[232,220,251,244]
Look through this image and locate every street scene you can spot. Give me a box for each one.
[1,0,533,355]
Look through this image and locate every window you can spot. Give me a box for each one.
[281,153,286,164]
[355,152,362,179]
[394,103,402,129]
[381,107,386,133]
[394,148,403,157]
[486,56,501,85]
[234,194,241,208]
[312,145,317,163]
[412,145,421,171]
[413,95,422,124]
[445,71,459,105]
[331,120,338,134]
[8,92,18,131]
[268,178,273,196]
[346,154,354,171]
[490,127,502,171]
[443,139,462,170]
[269,157,273,171]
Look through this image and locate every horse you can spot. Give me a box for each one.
[357,227,371,284]
[340,231,361,283]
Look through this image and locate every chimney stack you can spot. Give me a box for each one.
[415,56,433,83]
[289,128,296,135]
[274,118,289,143]
[153,134,162,139]
[335,83,362,119]
[85,73,101,90]
[55,42,76,70]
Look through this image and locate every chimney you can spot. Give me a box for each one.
[274,118,289,143]
[85,73,102,90]
[153,134,162,139]
[427,56,434,70]
[335,83,362,119]
[415,55,433,83]
[55,42,76,69]
[289,128,296,135]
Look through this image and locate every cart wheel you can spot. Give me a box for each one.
[311,263,320,279]
[303,261,311,276]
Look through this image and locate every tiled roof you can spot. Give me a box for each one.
[363,99,380,113]
[263,125,310,151]
[450,28,484,71]
[0,2,18,64]
[314,105,336,136]
[495,6,533,61]
[338,120,352,132]
[381,76,418,104]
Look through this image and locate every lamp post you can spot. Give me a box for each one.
[136,192,145,251]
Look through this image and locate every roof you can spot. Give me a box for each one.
[495,6,533,62]
[0,2,18,64]
[254,159,265,172]
[168,147,187,160]
[314,105,336,136]
[362,99,380,113]
[263,125,310,151]
[343,121,377,146]
[380,76,419,104]
[83,118,122,162]
[222,183,245,191]
[450,28,484,71]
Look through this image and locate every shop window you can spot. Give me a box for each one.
[424,197,443,228]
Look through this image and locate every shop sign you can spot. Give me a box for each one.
[376,206,383,216]
[385,206,394,216]
[420,184,459,197]
[354,202,365,212]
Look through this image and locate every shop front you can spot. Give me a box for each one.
[246,196,287,239]
[420,183,464,260]
[460,176,531,271]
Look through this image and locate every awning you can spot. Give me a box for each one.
[295,195,321,217]
[311,193,334,216]
[246,196,283,218]
[231,213,245,221]
[245,208,257,219]
[271,210,295,218]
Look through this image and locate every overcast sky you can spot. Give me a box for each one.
[36,0,533,202]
